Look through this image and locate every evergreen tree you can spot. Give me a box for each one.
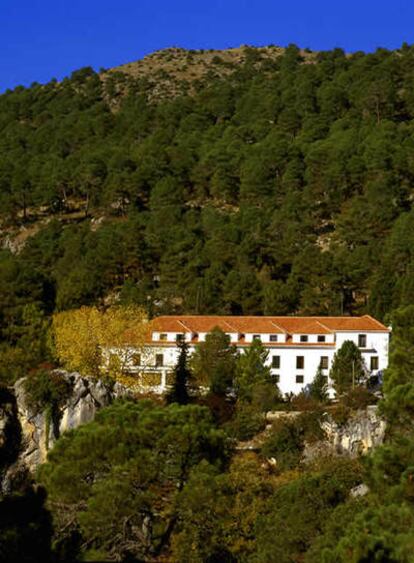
[234,339,272,402]
[167,340,191,405]
[191,328,238,396]
[330,340,365,394]
[309,365,329,402]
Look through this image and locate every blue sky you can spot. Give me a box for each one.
[1,0,413,92]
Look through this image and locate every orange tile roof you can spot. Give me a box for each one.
[150,314,389,336]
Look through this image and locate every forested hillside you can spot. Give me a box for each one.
[3,43,414,562]
[1,43,414,376]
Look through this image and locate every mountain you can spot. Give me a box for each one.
[0,43,414,362]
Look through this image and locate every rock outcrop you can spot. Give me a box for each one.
[319,405,386,457]
[1,371,130,492]
[265,406,386,461]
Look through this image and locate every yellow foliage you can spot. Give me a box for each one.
[140,372,162,386]
[52,305,148,378]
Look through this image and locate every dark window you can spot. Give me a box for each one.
[317,335,326,342]
[296,356,304,369]
[155,354,164,367]
[160,333,167,341]
[358,334,367,348]
[132,353,141,366]
[300,335,308,342]
[269,334,278,342]
[252,334,261,341]
[296,375,304,384]
[320,356,329,369]
[273,374,280,383]
[272,355,280,369]
[176,333,184,342]
[370,356,379,370]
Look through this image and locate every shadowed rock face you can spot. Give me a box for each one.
[0,371,130,492]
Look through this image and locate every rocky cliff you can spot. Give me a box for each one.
[0,370,130,492]
[262,406,386,461]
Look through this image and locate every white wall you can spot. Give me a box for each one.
[261,346,335,395]
[335,332,389,372]
[119,329,389,395]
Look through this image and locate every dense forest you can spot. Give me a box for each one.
[1,44,414,561]
[1,46,414,335]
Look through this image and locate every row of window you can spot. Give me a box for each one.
[132,354,379,370]
[156,333,370,347]
[271,355,329,370]
[157,333,331,343]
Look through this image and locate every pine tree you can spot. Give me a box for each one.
[329,340,365,394]
[309,365,328,402]
[167,340,191,405]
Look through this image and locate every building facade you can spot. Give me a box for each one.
[111,315,390,395]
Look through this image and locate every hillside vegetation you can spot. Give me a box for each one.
[1,43,414,377]
[3,42,414,562]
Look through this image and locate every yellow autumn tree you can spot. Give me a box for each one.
[52,305,148,380]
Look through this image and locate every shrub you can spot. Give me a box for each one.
[261,418,304,470]
[24,370,72,449]
[227,404,266,441]
[341,386,377,409]
[24,370,72,415]
[296,411,326,443]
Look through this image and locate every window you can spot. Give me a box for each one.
[300,335,308,342]
[296,356,304,369]
[370,356,379,370]
[176,333,184,342]
[358,334,367,348]
[160,333,168,341]
[317,335,326,343]
[272,355,280,369]
[320,356,329,369]
[272,374,280,383]
[155,354,164,367]
[269,334,278,342]
[252,334,261,341]
[132,353,141,366]
[296,375,304,384]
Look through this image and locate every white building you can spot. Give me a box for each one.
[115,315,389,395]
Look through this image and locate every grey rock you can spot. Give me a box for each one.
[350,483,370,498]
[266,406,386,462]
[319,406,386,457]
[1,370,131,490]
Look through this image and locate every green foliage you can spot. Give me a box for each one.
[4,45,414,561]
[1,46,414,327]
[317,504,414,562]
[191,328,238,396]
[330,340,365,393]
[166,340,192,405]
[309,365,328,402]
[226,403,266,441]
[23,370,71,414]
[261,412,325,469]
[381,305,414,434]
[24,370,72,449]
[234,339,273,402]
[255,458,363,562]
[261,417,304,469]
[0,302,51,387]
[171,453,275,562]
[38,400,229,560]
